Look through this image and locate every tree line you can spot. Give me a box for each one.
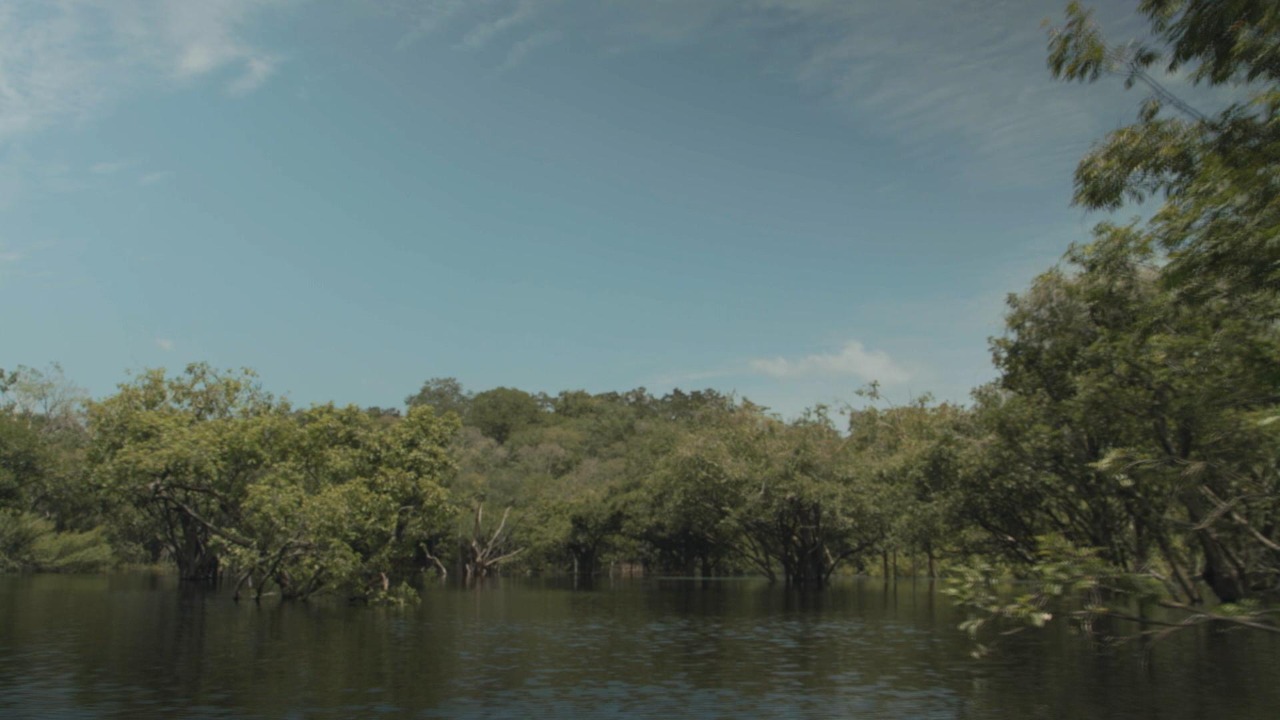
[1,0,1277,640]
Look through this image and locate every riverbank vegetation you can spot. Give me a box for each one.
[2,0,1277,643]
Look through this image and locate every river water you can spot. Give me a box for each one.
[1,574,1276,718]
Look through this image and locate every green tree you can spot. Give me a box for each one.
[1047,0,1280,297]
[229,404,457,601]
[945,0,1280,650]
[87,364,286,580]
[950,228,1280,643]
[467,387,544,444]
[0,365,113,573]
[847,397,973,579]
[651,405,886,587]
[405,377,471,419]
[0,364,94,528]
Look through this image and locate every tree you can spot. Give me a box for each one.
[0,396,47,513]
[405,377,471,419]
[0,364,94,527]
[87,365,287,581]
[631,437,739,576]
[230,404,457,601]
[847,398,974,579]
[949,228,1280,645]
[0,365,113,572]
[467,387,543,444]
[523,455,626,578]
[944,0,1280,650]
[1047,0,1280,298]
[651,405,886,587]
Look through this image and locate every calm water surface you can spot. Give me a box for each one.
[1,574,1276,718]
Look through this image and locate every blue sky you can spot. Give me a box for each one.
[0,1,1223,417]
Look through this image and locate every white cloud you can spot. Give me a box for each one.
[139,170,174,186]
[748,341,910,384]
[0,1,292,147]
[155,338,174,351]
[91,161,126,175]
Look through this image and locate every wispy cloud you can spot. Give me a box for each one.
[388,0,1241,186]
[498,29,561,72]
[91,161,127,175]
[139,170,174,186]
[227,55,278,96]
[748,341,910,384]
[657,339,911,389]
[393,0,470,51]
[155,338,174,352]
[459,0,541,50]
[0,1,291,147]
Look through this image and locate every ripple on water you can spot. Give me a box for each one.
[2,575,1278,719]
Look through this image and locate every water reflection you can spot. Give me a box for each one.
[0,574,1276,718]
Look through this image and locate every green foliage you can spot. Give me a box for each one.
[0,511,114,573]
[29,524,115,573]
[0,364,94,531]
[0,410,44,510]
[0,510,48,571]
[639,405,890,586]
[467,387,544,444]
[1047,0,1280,297]
[927,2,1280,648]
[946,533,1279,656]
[213,403,458,601]
[87,364,287,581]
[405,377,471,420]
[80,366,458,602]
[945,211,1280,646]
[846,399,973,574]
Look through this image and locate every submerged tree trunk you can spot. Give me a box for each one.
[171,518,219,582]
[569,545,599,578]
[176,548,219,582]
[460,503,523,581]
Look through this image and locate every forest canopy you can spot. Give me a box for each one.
[1,2,1277,646]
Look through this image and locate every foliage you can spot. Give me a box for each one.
[0,364,94,530]
[225,404,457,601]
[87,364,286,581]
[948,209,1280,643]
[920,0,1280,649]
[405,377,471,420]
[467,387,544,444]
[0,511,114,573]
[1047,0,1280,297]
[80,366,458,602]
[642,405,889,587]
[946,534,1279,658]
[846,397,973,576]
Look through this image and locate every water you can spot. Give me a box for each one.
[1,574,1276,718]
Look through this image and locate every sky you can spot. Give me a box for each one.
[0,0,1228,417]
